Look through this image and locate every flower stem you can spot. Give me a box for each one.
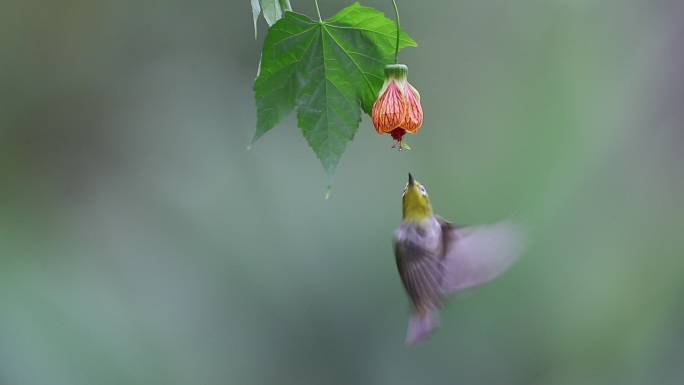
[315,0,322,21]
[391,0,400,64]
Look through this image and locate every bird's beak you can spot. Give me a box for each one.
[408,173,415,186]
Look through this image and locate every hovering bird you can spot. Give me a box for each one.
[394,173,524,345]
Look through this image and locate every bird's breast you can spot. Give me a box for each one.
[394,218,442,259]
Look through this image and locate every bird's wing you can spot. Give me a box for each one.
[438,219,525,293]
[395,242,444,311]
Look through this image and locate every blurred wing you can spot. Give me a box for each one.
[439,219,525,293]
[395,244,443,309]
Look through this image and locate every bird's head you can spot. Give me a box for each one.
[402,173,434,223]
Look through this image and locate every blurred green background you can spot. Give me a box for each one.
[2,0,684,384]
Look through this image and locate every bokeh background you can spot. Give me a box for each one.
[2,0,684,384]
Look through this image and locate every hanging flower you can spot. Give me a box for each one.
[372,64,423,150]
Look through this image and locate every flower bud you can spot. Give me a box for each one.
[372,64,423,149]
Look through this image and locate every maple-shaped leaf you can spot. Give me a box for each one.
[252,2,416,194]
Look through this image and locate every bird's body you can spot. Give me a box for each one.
[394,174,524,346]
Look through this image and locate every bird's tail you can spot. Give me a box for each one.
[405,309,440,346]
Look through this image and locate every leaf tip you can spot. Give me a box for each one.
[249,130,264,149]
[247,135,260,150]
[324,169,338,199]
[251,0,261,39]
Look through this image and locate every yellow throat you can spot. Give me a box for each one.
[402,173,434,223]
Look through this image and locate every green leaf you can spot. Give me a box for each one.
[260,0,285,26]
[251,0,261,38]
[253,3,416,190]
[252,0,291,37]
[278,0,292,13]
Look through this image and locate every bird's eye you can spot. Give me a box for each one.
[419,185,427,196]
[402,183,408,197]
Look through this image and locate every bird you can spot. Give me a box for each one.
[394,173,524,346]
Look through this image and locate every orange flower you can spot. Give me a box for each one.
[372,64,423,150]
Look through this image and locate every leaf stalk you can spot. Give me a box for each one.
[315,0,322,21]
